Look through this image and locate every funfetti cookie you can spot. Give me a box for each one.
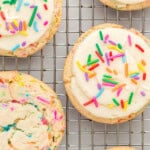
[64,23,150,124]
[107,147,136,150]
[100,0,150,11]
[0,71,65,150]
[0,0,62,57]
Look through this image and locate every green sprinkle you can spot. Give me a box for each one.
[117,43,123,49]
[1,91,6,97]
[28,6,38,27]
[96,43,103,56]
[128,92,134,104]
[10,0,17,4]
[103,74,112,78]
[112,98,120,106]
[99,31,103,41]
[102,78,119,84]
[87,59,99,66]
[87,54,92,63]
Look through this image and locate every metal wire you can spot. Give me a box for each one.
[0,0,150,150]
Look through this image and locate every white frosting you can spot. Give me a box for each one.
[71,27,150,119]
[0,0,54,51]
[116,0,145,4]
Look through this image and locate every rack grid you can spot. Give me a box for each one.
[1,0,150,150]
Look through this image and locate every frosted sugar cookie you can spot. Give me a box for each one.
[100,0,150,10]
[107,147,136,150]
[0,0,62,57]
[0,71,65,150]
[64,23,150,124]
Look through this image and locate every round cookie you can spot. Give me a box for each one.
[107,147,136,150]
[0,0,62,57]
[0,71,65,150]
[99,0,150,11]
[64,23,150,124]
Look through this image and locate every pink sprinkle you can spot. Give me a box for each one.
[93,97,98,108]
[53,110,63,120]
[41,117,48,125]
[104,34,109,44]
[36,96,49,104]
[10,30,16,34]
[102,82,116,87]
[134,76,140,80]
[109,53,125,60]
[10,107,14,111]
[116,88,123,97]
[128,35,132,46]
[30,5,35,8]
[43,21,48,26]
[20,99,27,104]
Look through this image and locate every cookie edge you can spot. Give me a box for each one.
[63,23,150,124]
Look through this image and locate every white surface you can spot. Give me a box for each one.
[0,0,150,150]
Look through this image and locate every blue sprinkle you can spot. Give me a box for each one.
[11,44,20,52]
[27,133,32,138]
[24,1,30,6]
[33,21,39,32]
[96,87,104,99]
[16,0,23,11]
[122,55,126,63]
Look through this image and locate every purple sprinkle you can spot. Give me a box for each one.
[134,76,140,80]
[5,22,9,31]
[11,22,18,31]
[97,83,101,90]
[37,13,42,20]
[104,34,109,44]
[30,5,35,8]
[22,41,27,47]
[140,91,146,97]
[19,21,23,31]
[108,40,117,45]
[105,52,110,66]
[0,84,7,88]
[84,73,89,81]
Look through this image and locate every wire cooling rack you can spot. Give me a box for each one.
[1,0,150,150]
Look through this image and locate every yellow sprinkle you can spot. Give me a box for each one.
[0,24,2,27]
[18,81,24,87]
[13,19,18,27]
[19,31,28,36]
[129,71,139,76]
[76,61,92,74]
[124,101,128,111]
[137,63,145,73]
[107,45,124,53]
[108,103,115,109]
[30,79,36,83]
